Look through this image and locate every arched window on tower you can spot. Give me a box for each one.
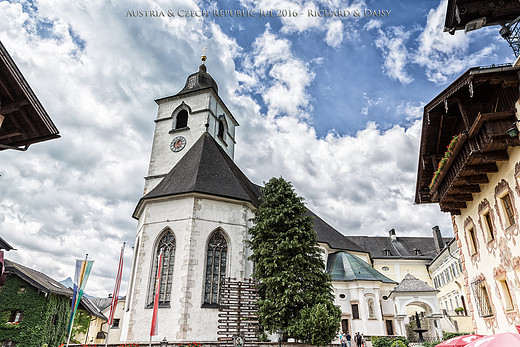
[203,229,228,306]
[175,110,188,129]
[148,230,175,307]
[218,120,225,139]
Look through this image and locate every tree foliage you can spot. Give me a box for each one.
[248,177,340,343]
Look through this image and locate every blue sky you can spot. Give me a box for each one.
[0,0,515,296]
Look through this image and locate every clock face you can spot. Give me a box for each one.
[170,136,187,152]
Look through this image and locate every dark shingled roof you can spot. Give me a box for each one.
[135,133,261,217]
[175,63,218,96]
[5,259,106,319]
[392,274,438,293]
[309,210,365,252]
[0,237,13,250]
[348,236,451,260]
[326,252,397,284]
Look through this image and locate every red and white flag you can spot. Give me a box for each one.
[108,243,125,325]
[150,251,163,337]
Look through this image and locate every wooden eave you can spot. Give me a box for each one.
[444,0,520,32]
[415,65,520,215]
[0,41,60,151]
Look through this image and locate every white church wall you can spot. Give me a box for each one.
[121,195,254,343]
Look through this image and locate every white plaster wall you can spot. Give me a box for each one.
[452,138,520,334]
[121,195,254,343]
[332,281,395,337]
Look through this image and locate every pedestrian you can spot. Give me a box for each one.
[340,331,347,347]
[355,332,362,347]
[346,331,352,347]
[360,333,365,347]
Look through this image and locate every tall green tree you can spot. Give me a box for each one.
[248,177,340,343]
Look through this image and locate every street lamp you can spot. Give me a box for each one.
[277,329,283,347]
[160,337,168,347]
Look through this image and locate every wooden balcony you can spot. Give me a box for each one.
[433,112,520,214]
[415,65,520,215]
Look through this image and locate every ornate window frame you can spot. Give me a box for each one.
[170,102,191,132]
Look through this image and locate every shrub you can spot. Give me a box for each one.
[372,336,409,347]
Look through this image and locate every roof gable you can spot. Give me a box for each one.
[392,273,438,293]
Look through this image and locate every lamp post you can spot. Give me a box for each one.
[277,329,283,347]
[160,337,168,347]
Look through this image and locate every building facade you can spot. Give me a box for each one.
[428,238,473,333]
[415,63,520,334]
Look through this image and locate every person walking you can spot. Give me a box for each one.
[340,331,347,347]
[355,332,362,347]
[346,332,352,347]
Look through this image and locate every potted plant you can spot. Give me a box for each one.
[455,307,464,315]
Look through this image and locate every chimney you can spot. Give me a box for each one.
[389,229,397,241]
[432,226,443,252]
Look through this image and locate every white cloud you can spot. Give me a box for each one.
[373,25,414,84]
[247,27,316,118]
[325,20,344,48]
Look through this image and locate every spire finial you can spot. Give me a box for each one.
[201,46,207,64]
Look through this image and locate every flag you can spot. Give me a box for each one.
[67,258,94,336]
[108,243,125,325]
[150,251,163,337]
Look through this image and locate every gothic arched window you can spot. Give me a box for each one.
[175,110,188,129]
[148,230,175,307]
[204,229,228,306]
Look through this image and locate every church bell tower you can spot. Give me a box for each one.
[144,54,239,194]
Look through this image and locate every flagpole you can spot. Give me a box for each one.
[66,254,88,347]
[150,250,163,347]
[105,243,126,347]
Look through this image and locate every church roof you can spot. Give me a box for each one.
[175,63,218,96]
[326,252,397,284]
[135,132,261,216]
[348,235,451,260]
[309,210,365,252]
[391,274,438,293]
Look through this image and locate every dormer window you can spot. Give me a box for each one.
[414,249,421,256]
[175,110,188,129]
[383,249,391,256]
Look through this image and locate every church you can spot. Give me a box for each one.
[120,56,448,343]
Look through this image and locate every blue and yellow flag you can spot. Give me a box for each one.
[67,258,94,336]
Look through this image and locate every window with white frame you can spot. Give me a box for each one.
[498,278,514,311]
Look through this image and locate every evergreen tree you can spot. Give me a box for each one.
[248,177,340,343]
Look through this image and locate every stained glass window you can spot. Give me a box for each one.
[148,230,175,307]
[204,229,227,305]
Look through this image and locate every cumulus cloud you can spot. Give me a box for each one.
[368,0,497,85]
[245,27,316,118]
